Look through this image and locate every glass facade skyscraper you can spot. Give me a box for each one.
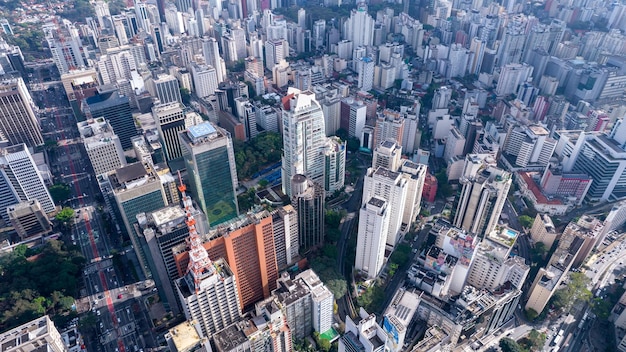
[179,122,239,226]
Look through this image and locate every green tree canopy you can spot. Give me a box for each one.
[552,272,592,311]
[233,132,282,179]
[55,207,75,228]
[389,244,412,268]
[0,240,85,331]
[48,183,71,204]
[499,337,524,352]
[519,215,534,228]
[435,168,453,198]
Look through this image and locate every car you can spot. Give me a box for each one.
[118,294,123,299]
[96,310,101,316]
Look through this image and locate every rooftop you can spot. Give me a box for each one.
[166,321,203,352]
[115,162,147,185]
[367,196,386,208]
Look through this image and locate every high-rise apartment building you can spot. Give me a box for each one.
[340,98,367,139]
[339,310,389,352]
[179,122,239,226]
[362,167,408,246]
[0,144,55,214]
[153,103,187,162]
[495,63,533,96]
[399,160,427,226]
[343,3,374,49]
[0,316,67,352]
[173,210,278,311]
[453,157,511,236]
[323,137,346,195]
[0,76,43,148]
[281,88,327,197]
[503,125,556,167]
[271,205,299,270]
[373,109,405,148]
[530,213,558,248]
[357,56,374,92]
[372,140,403,172]
[265,39,288,70]
[44,20,87,74]
[291,174,325,251]
[78,118,126,176]
[355,196,390,279]
[202,37,226,83]
[84,90,135,149]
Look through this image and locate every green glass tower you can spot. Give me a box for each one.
[179,122,239,226]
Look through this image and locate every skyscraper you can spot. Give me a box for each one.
[291,174,325,251]
[356,56,374,91]
[153,103,186,162]
[173,209,278,311]
[179,122,239,226]
[281,88,327,197]
[109,162,168,278]
[340,98,367,139]
[0,144,55,214]
[0,76,43,148]
[323,137,346,195]
[150,73,182,104]
[453,156,511,237]
[362,167,408,246]
[355,196,390,279]
[78,118,126,176]
[189,63,218,98]
[84,90,136,149]
[343,3,374,49]
[175,181,241,338]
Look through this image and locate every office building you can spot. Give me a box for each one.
[291,174,325,251]
[149,73,182,104]
[190,63,218,98]
[153,103,187,162]
[176,256,241,338]
[7,199,52,240]
[454,158,511,237]
[271,205,299,270]
[281,88,327,197]
[78,118,126,176]
[0,316,67,352]
[0,76,43,148]
[84,90,135,149]
[175,180,242,338]
[340,98,367,139]
[136,204,208,315]
[362,167,408,246]
[172,209,278,311]
[109,162,168,278]
[339,310,389,352]
[266,39,288,70]
[323,136,346,195]
[355,196,390,279]
[0,144,55,214]
[179,122,239,226]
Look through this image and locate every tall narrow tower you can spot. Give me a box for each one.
[175,174,241,337]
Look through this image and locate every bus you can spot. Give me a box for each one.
[551,330,564,346]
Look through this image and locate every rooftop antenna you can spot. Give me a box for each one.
[177,171,214,293]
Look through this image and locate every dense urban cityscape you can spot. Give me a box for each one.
[0,0,625,351]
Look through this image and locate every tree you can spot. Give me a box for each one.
[180,88,191,105]
[435,168,453,198]
[519,215,534,228]
[552,272,592,311]
[591,297,612,320]
[525,308,538,321]
[531,242,548,263]
[48,183,71,204]
[499,338,524,352]
[55,207,75,228]
[527,329,546,350]
[389,244,412,268]
[326,279,347,298]
[356,285,385,313]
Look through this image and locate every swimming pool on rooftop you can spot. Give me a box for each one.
[504,228,517,238]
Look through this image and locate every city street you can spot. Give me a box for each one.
[34,68,155,352]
